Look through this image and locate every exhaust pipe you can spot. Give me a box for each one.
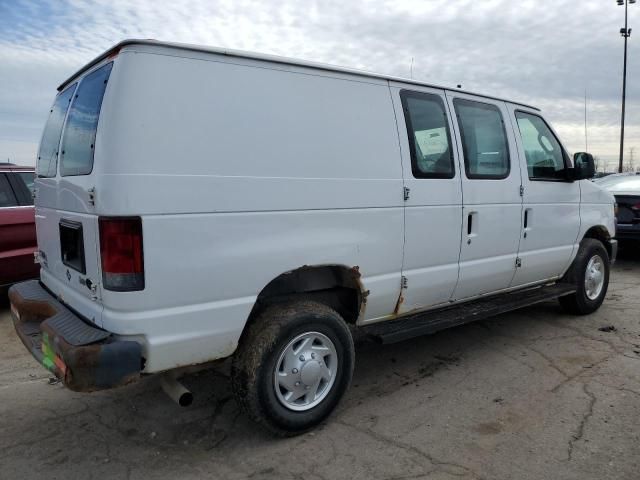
[160,375,193,407]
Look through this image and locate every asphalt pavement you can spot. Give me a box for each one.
[1,251,639,480]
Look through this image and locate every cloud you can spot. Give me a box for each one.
[0,0,637,170]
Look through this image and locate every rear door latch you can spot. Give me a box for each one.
[87,187,96,206]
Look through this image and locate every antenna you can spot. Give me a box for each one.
[410,57,414,79]
[584,89,588,152]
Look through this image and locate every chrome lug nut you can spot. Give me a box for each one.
[292,368,298,374]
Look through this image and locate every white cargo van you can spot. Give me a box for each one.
[10,40,617,435]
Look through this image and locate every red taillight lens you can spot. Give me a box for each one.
[631,202,640,211]
[99,217,144,291]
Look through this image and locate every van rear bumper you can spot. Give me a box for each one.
[8,280,142,392]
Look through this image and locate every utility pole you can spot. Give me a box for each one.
[617,0,636,173]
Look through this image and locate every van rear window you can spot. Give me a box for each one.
[36,84,76,177]
[60,62,113,176]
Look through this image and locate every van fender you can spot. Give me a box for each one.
[244,264,368,332]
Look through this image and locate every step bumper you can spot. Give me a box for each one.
[8,280,142,392]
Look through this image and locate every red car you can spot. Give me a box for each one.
[0,164,39,286]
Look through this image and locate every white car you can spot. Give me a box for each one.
[9,40,617,435]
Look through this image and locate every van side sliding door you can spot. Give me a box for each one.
[506,104,580,286]
[445,92,524,300]
[389,83,463,313]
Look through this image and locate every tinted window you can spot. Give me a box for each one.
[36,85,76,177]
[61,62,113,176]
[16,171,35,191]
[0,174,18,207]
[401,91,454,178]
[454,99,510,179]
[15,172,35,205]
[515,111,567,181]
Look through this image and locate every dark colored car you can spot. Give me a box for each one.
[596,173,640,243]
[0,164,39,286]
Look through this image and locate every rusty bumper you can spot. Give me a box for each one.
[8,280,142,392]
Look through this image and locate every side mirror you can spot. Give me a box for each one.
[572,152,595,180]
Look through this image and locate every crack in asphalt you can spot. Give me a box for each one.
[566,383,596,462]
[336,419,485,480]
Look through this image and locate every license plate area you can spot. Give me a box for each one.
[59,219,86,274]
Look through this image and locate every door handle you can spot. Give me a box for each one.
[467,211,478,244]
[523,208,532,238]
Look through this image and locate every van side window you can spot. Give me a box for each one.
[454,99,510,179]
[60,62,113,177]
[515,111,567,181]
[400,91,455,179]
[36,84,76,178]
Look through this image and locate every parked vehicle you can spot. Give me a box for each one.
[9,40,617,435]
[0,164,38,287]
[596,173,640,244]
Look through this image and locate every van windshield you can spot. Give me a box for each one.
[60,62,113,176]
[36,84,76,177]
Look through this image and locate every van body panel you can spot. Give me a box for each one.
[40,266,103,325]
[504,103,581,286]
[388,83,463,313]
[101,209,403,370]
[578,181,617,245]
[36,46,405,370]
[35,206,102,320]
[34,60,117,322]
[445,92,524,300]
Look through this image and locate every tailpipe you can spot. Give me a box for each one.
[160,375,193,407]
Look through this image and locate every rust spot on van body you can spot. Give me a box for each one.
[393,292,404,315]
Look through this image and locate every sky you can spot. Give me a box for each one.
[0,0,638,171]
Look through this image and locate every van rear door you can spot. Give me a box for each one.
[34,62,113,324]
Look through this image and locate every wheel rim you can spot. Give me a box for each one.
[584,254,605,301]
[274,332,338,412]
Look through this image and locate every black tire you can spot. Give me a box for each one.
[231,300,355,436]
[559,238,610,315]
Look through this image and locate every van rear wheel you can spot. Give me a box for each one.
[559,238,610,315]
[231,301,354,436]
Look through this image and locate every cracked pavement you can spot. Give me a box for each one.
[1,251,639,480]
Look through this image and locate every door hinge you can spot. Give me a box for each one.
[515,257,522,268]
[519,185,524,197]
[401,275,408,289]
[87,187,96,206]
[403,186,410,201]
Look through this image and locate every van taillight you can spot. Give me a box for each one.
[99,217,144,291]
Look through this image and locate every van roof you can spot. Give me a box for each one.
[58,39,540,111]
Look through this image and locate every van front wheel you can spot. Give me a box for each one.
[231,301,355,436]
[559,238,610,315]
